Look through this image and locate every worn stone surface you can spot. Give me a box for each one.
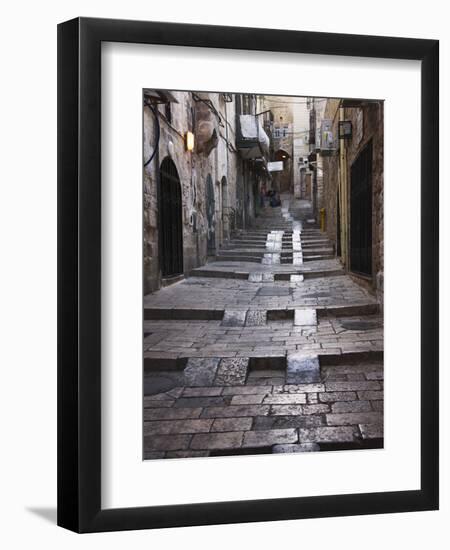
[231,394,266,405]
[144,419,213,435]
[212,417,253,432]
[272,443,320,453]
[144,407,202,421]
[286,354,321,384]
[326,412,383,426]
[254,415,324,430]
[243,429,298,448]
[331,400,372,413]
[318,391,357,403]
[183,358,220,387]
[263,393,307,405]
[359,423,384,439]
[302,404,330,415]
[262,272,275,282]
[300,426,358,443]
[245,310,267,327]
[144,434,192,452]
[190,432,243,450]
[182,387,223,397]
[201,405,271,418]
[325,380,381,392]
[221,310,247,327]
[214,357,249,386]
[270,405,304,416]
[258,286,291,297]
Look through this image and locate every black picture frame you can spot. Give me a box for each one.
[57,17,439,533]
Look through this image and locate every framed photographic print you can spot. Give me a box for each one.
[57,17,439,532]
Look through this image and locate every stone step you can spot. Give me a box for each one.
[302,248,334,255]
[188,267,345,280]
[215,254,263,263]
[304,254,335,261]
[144,302,379,322]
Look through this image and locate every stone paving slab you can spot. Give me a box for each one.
[143,357,384,458]
[184,358,220,387]
[286,354,321,384]
[214,357,249,386]
[272,443,320,453]
[359,423,384,439]
[221,309,247,327]
[143,313,383,359]
[243,429,298,448]
[294,309,317,326]
[245,310,267,326]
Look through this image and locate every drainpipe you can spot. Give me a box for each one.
[224,100,231,240]
[339,102,348,270]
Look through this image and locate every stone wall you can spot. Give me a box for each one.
[143,91,269,294]
[320,99,384,304]
[143,92,241,294]
[344,102,384,305]
[321,99,341,250]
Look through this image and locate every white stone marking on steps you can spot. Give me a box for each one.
[262,230,283,264]
[262,253,281,265]
[294,309,317,326]
[292,229,303,265]
[293,252,303,265]
[248,272,263,282]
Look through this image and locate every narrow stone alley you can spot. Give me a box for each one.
[143,196,383,459]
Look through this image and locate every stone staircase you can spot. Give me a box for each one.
[215,201,335,264]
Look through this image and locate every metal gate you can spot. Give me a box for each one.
[160,157,183,277]
[206,174,215,254]
[350,141,373,276]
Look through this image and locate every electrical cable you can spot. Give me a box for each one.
[144,101,160,167]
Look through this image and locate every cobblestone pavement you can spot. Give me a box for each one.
[143,197,383,459]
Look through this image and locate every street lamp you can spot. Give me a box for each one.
[185,131,195,152]
[338,120,353,139]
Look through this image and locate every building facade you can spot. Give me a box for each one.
[143,90,272,294]
[318,98,384,303]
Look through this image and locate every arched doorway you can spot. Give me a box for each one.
[159,157,183,277]
[205,174,216,254]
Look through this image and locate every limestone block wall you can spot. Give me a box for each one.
[345,102,384,305]
[320,99,384,305]
[143,91,242,294]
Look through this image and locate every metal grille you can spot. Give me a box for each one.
[350,141,373,276]
[160,158,183,277]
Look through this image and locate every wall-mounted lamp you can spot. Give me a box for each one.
[338,120,352,139]
[185,131,195,152]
